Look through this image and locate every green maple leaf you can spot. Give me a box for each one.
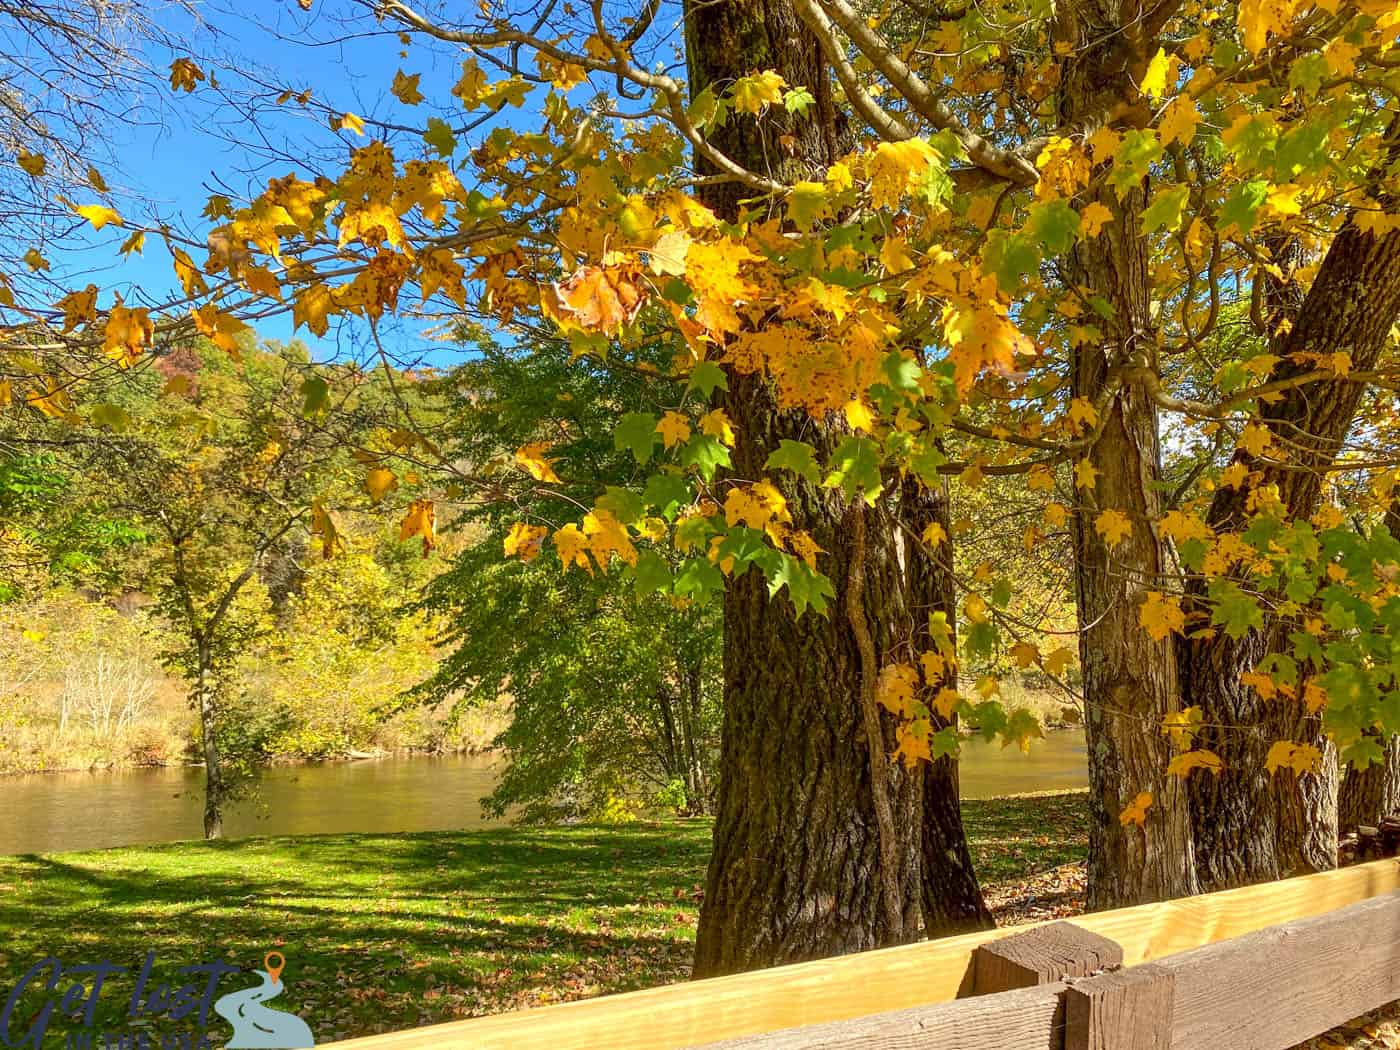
[823,436,882,504]
[765,439,821,484]
[423,117,457,157]
[615,411,659,464]
[686,360,728,399]
[679,435,731,481]
[766,553,836,617]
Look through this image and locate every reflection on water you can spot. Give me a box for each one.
[0,730,1086,855]
[958,729,1087,799]
[0,754,503,855]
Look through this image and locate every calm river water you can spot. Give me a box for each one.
[0,730,1086,855]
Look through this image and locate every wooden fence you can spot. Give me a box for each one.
[327,857,1400,1050]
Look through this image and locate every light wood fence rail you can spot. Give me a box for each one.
[327,858,1400,1050]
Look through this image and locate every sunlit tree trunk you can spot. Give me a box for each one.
[1183,209,1400,889]
[1057,0,1198,908]
[685,0,987,975]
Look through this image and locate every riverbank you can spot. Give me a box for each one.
[0,794,1085,1043]
[0,793,1381,1049]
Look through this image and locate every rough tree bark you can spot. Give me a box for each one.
[1340,735,1400,832]
[1057,0,1199,908]
[1340,497,1400,833]
[902,477,994,933]
[685,0,989,975]
[1183,205,1400,890]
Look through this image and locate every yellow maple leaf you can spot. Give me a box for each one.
[583,509,637,567]
[1043,502,1070,528]
[1240,670,1280,701]
[700,408,735,445]
[169,57,205,92]
[1265,740,1323,777]
[1067,397,1098,433]
[922,521,947,547]
[876,662,921,718]
[656,411,692,449]
[1238,423,1272,458]
[515,442,562,483]
[1158,96,1202,147]
[1139,591,1186,641]
[398,499,436,555]
[504,522,548,562]
[1119,791,1153,827]
[1267,183,1304,218]
[73,202,123,231]
[730,70,786,114]
[790,530,823,569]
[391,70,424,104]
[16,152,45,177]
[1140,48,1176,100]
[894,723,934,767]
[933,686,960,720]
[22,248,47,272]
[1044,647,1076,676]
[844,399,875,433]
[1219,461,1250,489]
[1095,509,1132,547]
[552,264,646,333]
[364,467,398,504]
[102,303,153,366]
[1074,459,1100,489]
[1166,749,1225,778]
[335,111,367,136]
[554,523,592,574]
[1079,201,1114,237]
[1011,641,1040,669]
[310,499,343,560]
[648,229,691,276]
[1162,706,1203,751]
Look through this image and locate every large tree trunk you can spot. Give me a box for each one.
[686,0,988,975]
[1057,0,1198,908]
[1184,209,1400,890]
[695,373,924,974]
[196,666,224,840]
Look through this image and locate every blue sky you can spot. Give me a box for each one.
[59,2,497,368]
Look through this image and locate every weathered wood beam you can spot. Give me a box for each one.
[322,858,1400,1050]
[973,921,1123,993]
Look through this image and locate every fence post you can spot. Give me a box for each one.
[972,921,1124,995]
[1064,964,1175,1050]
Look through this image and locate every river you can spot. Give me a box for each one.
[0,730,1086,855]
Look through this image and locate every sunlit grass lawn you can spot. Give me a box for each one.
[0,793,1087,1046]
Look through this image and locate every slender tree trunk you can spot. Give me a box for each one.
[1057,0,1198,908]
[685,0,988,973]
[1183,208,1400,889]
[902,477,993,932]
[196,665,224,840]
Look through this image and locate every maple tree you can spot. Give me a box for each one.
[4,0,1400,970]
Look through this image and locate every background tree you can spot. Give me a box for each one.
[65,338,358,836]
[416,333,722,821]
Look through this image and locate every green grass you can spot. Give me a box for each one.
[0,793,1086,1046]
